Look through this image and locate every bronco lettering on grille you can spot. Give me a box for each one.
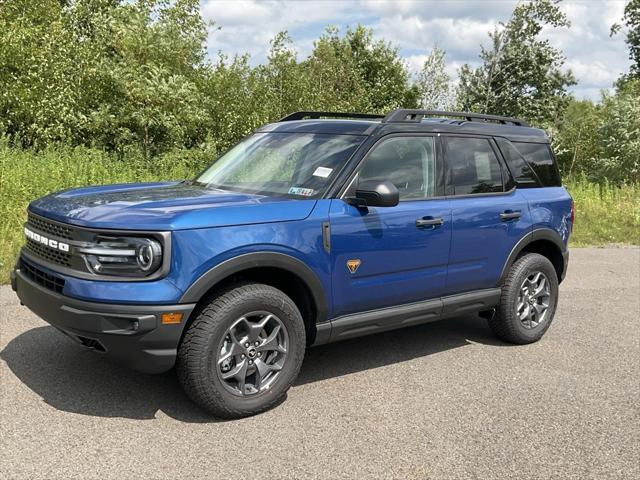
[24,227,70,252]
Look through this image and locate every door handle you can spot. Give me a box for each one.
[416,217,444,229]
[500,210,521,221]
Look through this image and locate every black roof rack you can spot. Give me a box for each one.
[382,109,530,127]
[279,111,385,122]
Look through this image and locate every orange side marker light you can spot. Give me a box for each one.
[161,312,183,325]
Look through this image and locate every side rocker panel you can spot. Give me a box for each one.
[314,288,501,345]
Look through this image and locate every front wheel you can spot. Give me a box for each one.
[176,283,306,419]
[488,253,559,344]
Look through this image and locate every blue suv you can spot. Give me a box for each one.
[12,110,573,418]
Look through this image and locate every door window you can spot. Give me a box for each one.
[356,136,436,200]
[445,137,504,195]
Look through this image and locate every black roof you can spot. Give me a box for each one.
[258,109,549,143]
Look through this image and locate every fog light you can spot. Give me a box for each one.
[161,312,183,324]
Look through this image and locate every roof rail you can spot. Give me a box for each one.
[279,111,385,122]
[382,109,530,127]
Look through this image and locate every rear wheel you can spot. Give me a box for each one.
[488,253,559,344]
[177,283,306,418]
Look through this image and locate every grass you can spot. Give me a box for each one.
[566,177,640,246]
[1,145,638,282]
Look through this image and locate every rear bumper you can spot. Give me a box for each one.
[12,267,195,374]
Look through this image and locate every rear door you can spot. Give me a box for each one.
[443,136,532,295]
[329,134,451,317]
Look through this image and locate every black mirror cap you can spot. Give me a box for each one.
[352,180,399,207]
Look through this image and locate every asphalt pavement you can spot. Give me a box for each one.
[1,247,639,479]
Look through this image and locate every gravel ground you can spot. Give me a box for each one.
[1,247,639,479]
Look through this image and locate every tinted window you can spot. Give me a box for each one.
[445,137,503,195]
[512,142,561,187]
[357,136,436,200]
[495,138,540,188]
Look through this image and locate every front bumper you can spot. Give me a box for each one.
[12,267,195,374]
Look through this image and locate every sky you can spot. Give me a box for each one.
[200,0,633,101]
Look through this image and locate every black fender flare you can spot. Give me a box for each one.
[179,252,329,323]
[498,228,568,285]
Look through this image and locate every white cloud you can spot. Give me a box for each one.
[202,0,359,61]
[200,0,632,101]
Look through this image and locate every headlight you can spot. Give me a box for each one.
[80,236,163,277]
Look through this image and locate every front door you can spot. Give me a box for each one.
[329,135,452,318]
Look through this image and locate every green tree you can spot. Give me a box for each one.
[84,0,209,156]
[302,27,369,111]
[416,47,454,110]
[0,0,209,155]
[597,79,640,183]
[302,26,419,113]
[341,26,419,112]
[457,0,575,125]
[0,0,87,146]
[552,99,603,178]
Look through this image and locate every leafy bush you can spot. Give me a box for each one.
[553,79,640,184]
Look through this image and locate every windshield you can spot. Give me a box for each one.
[195,132,364,198]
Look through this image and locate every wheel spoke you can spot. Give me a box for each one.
[257,324,286,354]
[518,304,531,321]
[236,360,250,394]
[218,341,241,365]
[254,358,269,390]
[533,302,548,314]
[247,314,273,342]
[533,277,547,297]
[230,317,250,344]
[221,358,247,380]
[530,272,541,286]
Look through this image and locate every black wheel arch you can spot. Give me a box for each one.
[179,252,329,329]
[499,228,568,285]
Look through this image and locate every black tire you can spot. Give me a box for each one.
[176,283,306,419]
[488,253,559,344]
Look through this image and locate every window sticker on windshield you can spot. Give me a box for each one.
[288,187,315,197]
[312,166,333,178]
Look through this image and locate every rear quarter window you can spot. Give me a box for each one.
[495,138,541,188]
[512,142,561,187]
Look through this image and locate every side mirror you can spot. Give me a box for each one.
[348,180,399,208]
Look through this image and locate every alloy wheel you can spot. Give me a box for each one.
[516,271,552,329]
[215,311,289,396]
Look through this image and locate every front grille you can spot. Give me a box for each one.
[20,258,65,294]
[25,237,72,267]
[27,213,74,240]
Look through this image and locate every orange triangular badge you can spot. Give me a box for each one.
[347,259,361,274]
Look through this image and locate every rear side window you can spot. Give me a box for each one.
[512,142,561,187]
[495,138,541,188]
[444,137,504,195]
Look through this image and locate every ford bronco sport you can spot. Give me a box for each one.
[12,110,573,418]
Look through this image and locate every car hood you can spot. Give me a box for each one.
[28,182,316,230]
